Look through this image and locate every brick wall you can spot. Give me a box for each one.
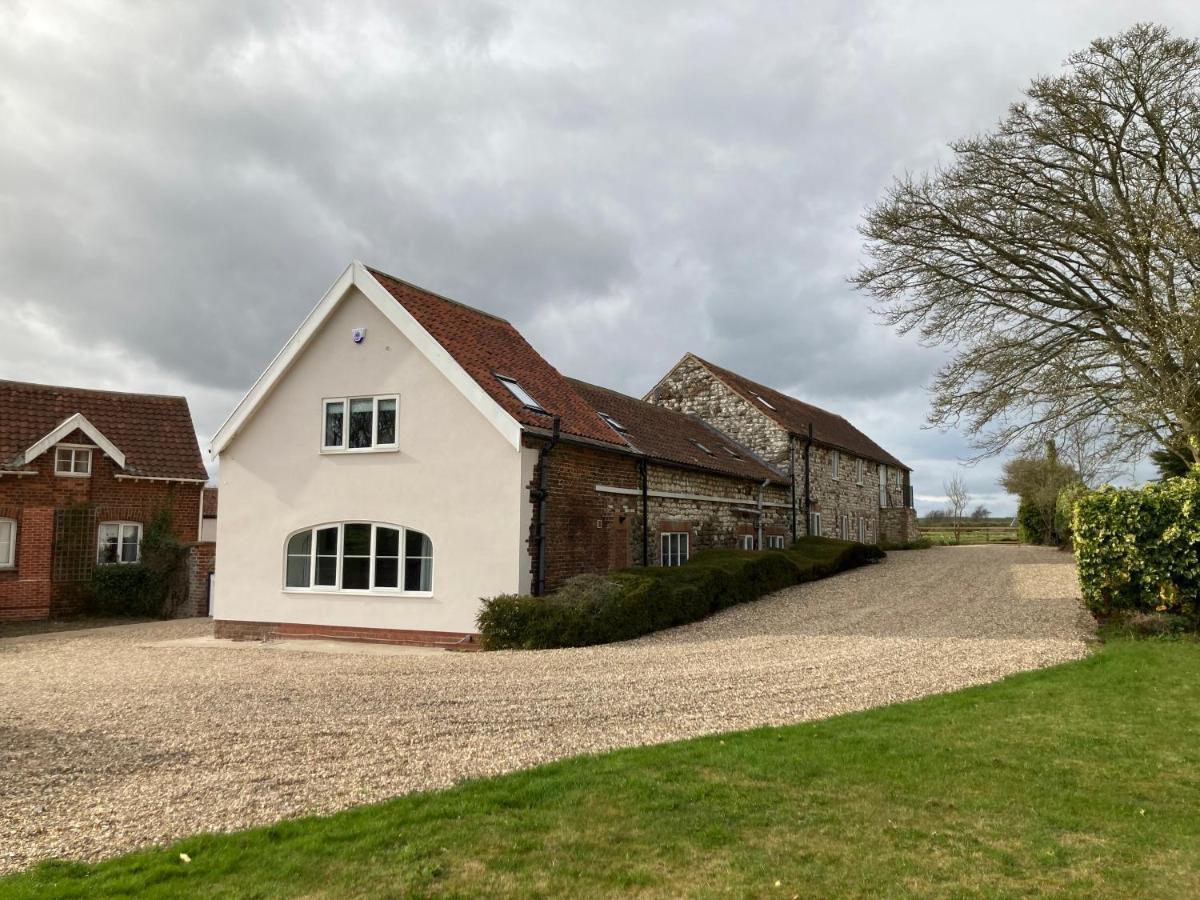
[181,541,216,617]
[525,436,795,593]
[0,434,204,620]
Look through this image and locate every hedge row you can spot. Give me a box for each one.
[477,537,885,650]
[1073,475,1200,618]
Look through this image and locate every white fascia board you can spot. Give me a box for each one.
[22,413,126,468]
[210,261,521,455]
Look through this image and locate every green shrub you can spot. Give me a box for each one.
[878,538,934,551]
[1073,476,1200,619]
[1017,498,1050,545]
[1054,481,1090,548]
[83,510,187,618]
[478,539,883,650]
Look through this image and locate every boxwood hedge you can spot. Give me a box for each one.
[1073,474,1200,618]
[477,537,885,650]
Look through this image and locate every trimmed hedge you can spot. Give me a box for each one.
[477,537,885,650]
[1073,475,1200,618]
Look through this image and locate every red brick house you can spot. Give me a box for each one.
[0,381,210,620]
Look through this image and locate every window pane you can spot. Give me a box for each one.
[376,399,396,445]
[342,557,370,590]
[374,557,399,589]
[56,449,70,472]
[324,402,344,448]
[405,529,432,559]
[287,531,312,557]
[343,523,371,556]
[315,555,338,586]
[0,521,11,566]
[97,524,119,564]
[286,555,311,588]
[404,557,432,592]
[376,526,400,557]
[316,526,339,556]
[121,526,140,563]
[679,533,689,563]
[75,451,91,474]
[348,398,374,448]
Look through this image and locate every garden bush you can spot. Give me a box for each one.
[478,538,884,650]
[83,510,188,618]
[1073,475,1200,619]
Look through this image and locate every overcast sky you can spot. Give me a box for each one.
[3,1,1194,513]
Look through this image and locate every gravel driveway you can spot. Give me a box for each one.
[0,545,1092,874]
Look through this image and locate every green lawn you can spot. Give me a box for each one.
[5,639,1200,898]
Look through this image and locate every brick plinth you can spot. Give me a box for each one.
[214,619,482,650]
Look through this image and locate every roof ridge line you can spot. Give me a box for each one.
[0,379,189,402]
[364,265,513,326]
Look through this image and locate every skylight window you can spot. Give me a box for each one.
[755,394,776,411]
[691,440,715,456]
[599,412,627,432]
[496,375,545,412]
[722,446,742,459]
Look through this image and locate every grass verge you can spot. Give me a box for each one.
[4,638,1199,898]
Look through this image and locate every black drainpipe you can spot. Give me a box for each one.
[789,437,797,544]
[533,416,561,596]
[638,457,649,566]
[804,423,813,534]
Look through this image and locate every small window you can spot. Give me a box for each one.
[767,535,786,550]
[0,518,15,569]
[741,534,755,551]
[839,515,851,540]
[55,447,92,477]
[831,450,841,481]
[496,375,545,412]
[322,396,399,452]
[808,512,822,536]
[856,458,864,485]
[661,532,689,567]
[722,446,742,459]
[691,440,715,456]
[598,412,627,432]
[755,394,776,411]
[858,517,867,543]
[284,522,434,594]
[97,522,142,565]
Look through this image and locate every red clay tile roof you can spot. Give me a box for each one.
[688,356,909,470]
[0,380,208,480]
[202,487,219,517]
[568,379,788,485]
[367,267,624,447]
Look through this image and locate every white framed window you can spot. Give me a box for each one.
[858,517,867,543]
[856,458,865,486]
[284,522,433,594]
[661,532,689,567]
[755,394,776,411]
[691,440,715,457]
[55,446,92,477]
[0,518,15,569]
[495,375,545,412]
[598,412,626,432]
[322,395,399,452]
[97,522,142,565]
[740,534,755,551]
[840,514,851,539]
[766,534,786,550]
[809,512,822,536]
[831,450,841,480]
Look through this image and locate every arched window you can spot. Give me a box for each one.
[0,518,16,569]
[283,522,433,594]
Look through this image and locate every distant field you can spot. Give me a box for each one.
[917,524,1019,545]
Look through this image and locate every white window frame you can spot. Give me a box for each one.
[831,450,840,481]
[96,521,142,565]
[856,458,864,486]
[809,512,822,536]
[840,514,851,540]
[858,517,867,543]
[495,375,546,412]
[740,534,755,551]
[54,445,93,477]
[598,412,626,432]
[282,522,434,596]
[660,532,689,567]
[0,518,15,569]
[766,534,786,550]
[321,395,399,453]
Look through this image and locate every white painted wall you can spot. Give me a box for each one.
[214,287,526,634]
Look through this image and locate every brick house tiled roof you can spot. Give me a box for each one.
[568,379,788,485]
[689,356,909,470]
[368,267,625,447]
[0,380,209,481]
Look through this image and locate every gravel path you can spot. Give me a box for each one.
[0,545,1092,874]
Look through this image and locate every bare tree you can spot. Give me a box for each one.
[855,24,1200,469]
[970,504,992,520]
[944,475,971,543]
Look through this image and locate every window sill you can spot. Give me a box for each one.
[55,472,92,479]
[282,588,435,599]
